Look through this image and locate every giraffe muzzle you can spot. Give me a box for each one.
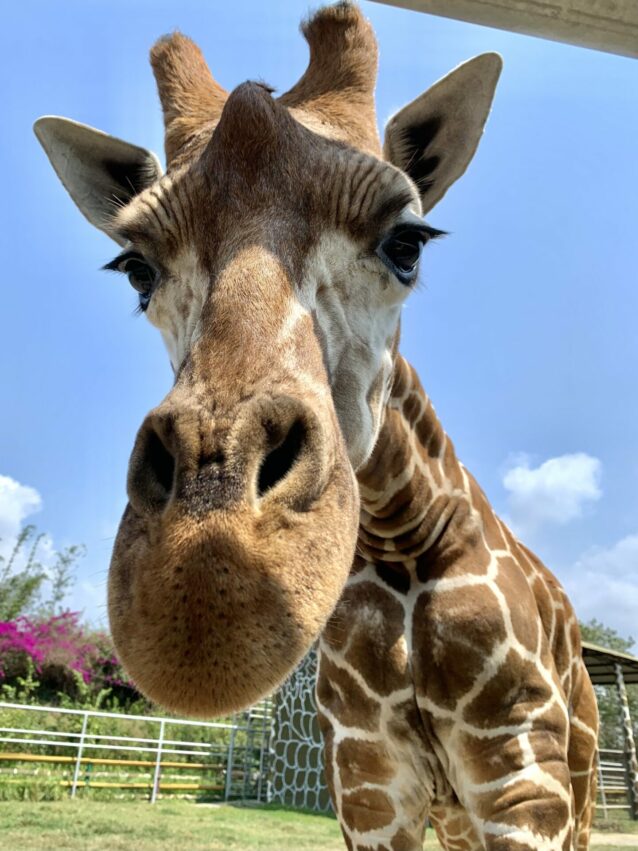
[108,390,359,717]
[126,394,331,518]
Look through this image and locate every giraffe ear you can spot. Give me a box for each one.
[383,53,502,213]
[34,116,163,246]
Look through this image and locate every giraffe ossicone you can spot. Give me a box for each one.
[35,3,598,848]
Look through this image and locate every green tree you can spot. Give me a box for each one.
[0,525,85,619]
[41,543,86,615]
[0,526,48,620]
[580,618,637,749]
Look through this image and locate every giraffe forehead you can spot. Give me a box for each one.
[114,129,419,259]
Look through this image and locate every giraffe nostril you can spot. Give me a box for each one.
[146,430,175,496]
[257,418,306,497]
[129,425,176,513]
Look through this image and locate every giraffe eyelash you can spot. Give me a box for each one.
[375,221,447,285]
[103,251,160,313]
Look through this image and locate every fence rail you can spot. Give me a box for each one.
[0,700,272,803]
[597,748,633,818]
[4,678,635,818]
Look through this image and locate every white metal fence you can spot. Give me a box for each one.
[0,701,272,802]
[4,682,633,817]
[598,747,634,818]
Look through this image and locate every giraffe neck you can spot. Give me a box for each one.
[323,358,598,851]
[356,354,479,580]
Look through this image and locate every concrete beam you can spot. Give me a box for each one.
[371,0,638,58]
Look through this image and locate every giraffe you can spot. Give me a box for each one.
[34,3,598,849]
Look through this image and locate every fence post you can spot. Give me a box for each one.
[598,757,607,819]
[70,711,89,799]
[151,719,165,804]
[225,725,237,801]
[256,706,271,803]
[615,663,638,820]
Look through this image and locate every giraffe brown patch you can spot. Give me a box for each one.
[468,480,509,553]
[414,408,444,460]
[360,408,411,491]
[415,499,491,582]
[413,583,507,710]
[322,598,356,654]
[487,837,566,851]
[463,649,559,730]
[457,731,526,785]
[336,738,396,789]
[317,654,381,731]
[529,571,555,641]
[391,492,447,555]
[390,356,409,398]
[569,661,598,735]
[318,714,335,790]
[474,778,571,838]
[325,581,410,697]
[341,787,395,832]
[493,558,541,653]
[351,554,369,576]
[569,617,581,654]
[365,472,433,524]
[386,697,425,745]
[571,772,592,823]
[402,391,422,427]
[551,624,572,685]
[391,828,421,851]
[430,803,481,851]
[567,680,597,805]
[375,561,411,594]
[530,698,568,746]
[390,827,423,851]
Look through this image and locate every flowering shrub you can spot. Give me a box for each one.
[0,611,144,708]
[0,612,90,681]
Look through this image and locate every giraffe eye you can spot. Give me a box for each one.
[379,230,425,282]
[104,251,160,312]
[376,221,446,286]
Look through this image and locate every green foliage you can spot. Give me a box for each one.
[581,619,635,654]
[0,775,66,802]
[0,526,48,620]
[42,543,86,616]
[0,665,150,717]
[0,656,40,703]
[0,524,85,619]
[580,619,638,749]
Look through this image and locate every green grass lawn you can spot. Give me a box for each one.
[0,800,636,850]
[0,802,350,851]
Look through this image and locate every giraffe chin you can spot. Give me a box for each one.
[107,466,358,718]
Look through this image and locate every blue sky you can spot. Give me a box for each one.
[1,1,637,645]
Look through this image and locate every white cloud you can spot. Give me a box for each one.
[0,474,43,561]
[563,534,638,649]
[502,452,602,536]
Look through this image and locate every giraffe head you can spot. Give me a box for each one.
[34,3,501,716]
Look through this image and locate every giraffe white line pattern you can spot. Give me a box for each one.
[319,356,597,849]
